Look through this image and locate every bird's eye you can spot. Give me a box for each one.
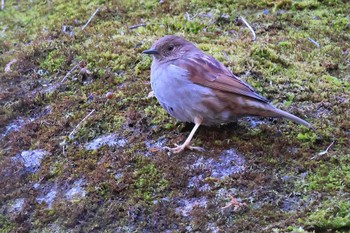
[167,45,174,51]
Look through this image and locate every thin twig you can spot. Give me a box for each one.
[186,12,191,21]
[308,37,320,48]
[240,16,256,41]
[61,63,79,83]
[311,140,335,159]
[82,8,99,30]
[129,23,146,30]
[318,141,335,156]
[319,140,335,155]
[68,109,95,140]
[4,59,17,72]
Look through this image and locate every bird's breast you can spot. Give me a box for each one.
[150,62,214,123]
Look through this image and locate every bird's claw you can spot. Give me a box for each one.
[221,195,247,211]
[163,143,205,154]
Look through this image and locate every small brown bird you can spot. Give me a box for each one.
[143,35,312,153]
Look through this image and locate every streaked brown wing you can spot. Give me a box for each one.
[174,53,268,103]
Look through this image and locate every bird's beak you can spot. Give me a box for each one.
[142,49,159,55]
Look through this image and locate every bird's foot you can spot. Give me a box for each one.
[163,143,205,154]
[221,195,247,211]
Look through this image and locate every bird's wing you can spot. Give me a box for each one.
[173,53,269,103]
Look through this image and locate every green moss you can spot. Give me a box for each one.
[295,154,350,230]
[300,154,350,193]
[296,132,317,143]
[95,182,110,198]
[144,104,173,127]
[332,16,349,32]
[0,215,14,233]
[293,0,319,10]
[132,161,169,202]
[40,49,66,73]
[48,161,65,177]
[306,199,350,230]
[322,75,343,87]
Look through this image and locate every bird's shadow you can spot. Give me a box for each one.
[176,117,287,152]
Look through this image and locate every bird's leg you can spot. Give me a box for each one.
[164,116,204,153]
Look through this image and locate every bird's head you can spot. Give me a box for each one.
[143,35,197,62]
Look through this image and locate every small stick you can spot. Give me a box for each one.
[82,8,99,30]
[240,17,256,41]
[68,109,95,140]
[61,63,79,83]
[308,37,320,48]
[311,140,335,159]
[186,12,191,21]
[4,59,17,72]
[319,140,335,155]
[318,140,335,156]
[129,23,146,30]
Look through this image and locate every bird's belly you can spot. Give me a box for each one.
[158,96,237,126]
[153,83,212,123]
[151,67,216,123]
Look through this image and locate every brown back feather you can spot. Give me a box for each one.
[173,53,269,103]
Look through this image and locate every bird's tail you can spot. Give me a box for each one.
[227,97,313,129]
[269,107,313,129]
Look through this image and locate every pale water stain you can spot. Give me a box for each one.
[65,179,86,201]
[85,133,127,150]
[12,149,49,173]
[188,149,246,190]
